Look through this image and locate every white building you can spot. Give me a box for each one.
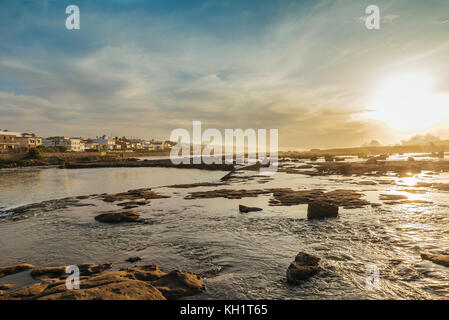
[42,137,84,152]
[93,136,116,150]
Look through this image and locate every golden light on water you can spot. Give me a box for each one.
[366,73,449,132]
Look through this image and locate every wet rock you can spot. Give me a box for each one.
[125,257,142,263]
[185,188,281,200]
[358,180,377,185]
[116,200,150,207]
[30,263,112,280]
[307,201,338,219]
[270,189,369,209]
[421,253,449,267]
[101,189,169,203]
[1,264,205,300]
[286,252,321,284]
[166,182,227,188]
[239,205,263,213]
[379,194,408,201]
[95,211,141,223]
[0,284,15,291]
[150,269,205,300]
[0,264,34,279]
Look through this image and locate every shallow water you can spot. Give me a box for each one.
[0,163,448,299]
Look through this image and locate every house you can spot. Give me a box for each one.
[16,133,42,149]
[93,135,116,150]
[0,131,20,151]
[43,136,84,152]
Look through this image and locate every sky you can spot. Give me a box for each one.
[1,0,449,149]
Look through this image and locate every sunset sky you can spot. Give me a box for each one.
[1,0,449,149]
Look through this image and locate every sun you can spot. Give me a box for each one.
[365,72,449,132]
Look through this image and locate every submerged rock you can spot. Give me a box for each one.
[286,252,321,284]
[95,211,141,223]
[0,264,34,279]
[421,253,449,267]
[126,257,142,263]
[239,205,263,213]
[307,201,338,219]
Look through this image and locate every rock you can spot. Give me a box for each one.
[30,263,112,280]
[286,252,321,284]
[408,157,415,162]
[365,158,377,165]
[307,200,338,219]
[0,264,34,279]
[95,211,141,223]
[0,284,15,290]
[1,264,205,300]
[421,253,449,267]
[151,269,206,299]
[125,257,142,263]
[117,200,150,207]
[379,194,408,201]
[101,189,169,203]
[239,205,263,213]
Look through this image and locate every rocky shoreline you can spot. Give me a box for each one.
[0,262,204,300]
[2,155,449,299]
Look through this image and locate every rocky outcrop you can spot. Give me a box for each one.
[239,205,263,213]
[421,253,449,267]
[365,158,377,165]
[307,201,338,219]
[286,252,321,284]
[101,189,169,203]
[1,264,205,300]
[270,189,369,209]
[0,284,15,290]
[94,211,141,223]
[0,264,34,279]
[30,263,112,280]
[0,283,16,294]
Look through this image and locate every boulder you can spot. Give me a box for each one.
[95,211,141,223]
[125,257,142,263]
[365,158,377,165]
[286,252,321,284]
[307,200,338,219]
[239,205,263,213]
[421,253,449,267]
[0,264,34,279]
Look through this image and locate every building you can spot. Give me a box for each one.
[43,136,84,152]
[16,133,42,149]
[0,132,20,152]
[93,135,116,150]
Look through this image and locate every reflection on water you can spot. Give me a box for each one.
[0,164,449,299]
[0,167,225,210]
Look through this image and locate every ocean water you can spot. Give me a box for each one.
[0,163,448,299]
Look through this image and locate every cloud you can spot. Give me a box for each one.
[1,0,449,148]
